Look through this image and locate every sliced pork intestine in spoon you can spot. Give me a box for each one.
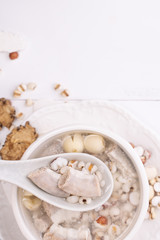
[28,167,69,198]
[58,167,101,197]
[43,224,92,240]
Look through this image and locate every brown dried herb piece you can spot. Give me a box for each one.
[0,98,16,130]
[0,121,38,160]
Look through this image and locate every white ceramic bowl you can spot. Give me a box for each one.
[11,126,149,240]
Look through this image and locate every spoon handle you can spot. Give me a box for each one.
[0,155,56,185]
[0,160,31,184]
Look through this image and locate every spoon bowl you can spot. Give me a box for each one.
[0,153,113,211]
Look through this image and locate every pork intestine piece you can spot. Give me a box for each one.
[42,202,81,224]
[108,147,137,178]
[43,224,92,240]
[28,167,69,197]
[58,167,101,197]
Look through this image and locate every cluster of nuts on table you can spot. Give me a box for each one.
[131,143,160,220]
[54,83,69,97]
[13,82,37,106]
[145,167,160,220]
[13,82,69,104]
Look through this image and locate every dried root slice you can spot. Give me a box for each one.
[22,196,41,211]
[0,121,38,160]
[0,98,16,129]
[58,167,101,197]
[28,167,69,198]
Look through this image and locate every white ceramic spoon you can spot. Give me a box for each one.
[0,153,113,211]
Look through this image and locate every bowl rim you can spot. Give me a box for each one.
[11,125,149,240]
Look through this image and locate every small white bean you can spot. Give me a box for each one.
[108,224,121,236]
[122,184,130,193]
[126,218,132,225]
[149,178,156,186]
[78,161,85,169]
[122,202,133,212]
[121,193,129,202]
[91,165,98,174]
[131,183,138,191]
[86,198,92,204]
[109,207,120,217]
[113,180,122,191]
[79,197,92,205]
[51,157,68,171]
[60,166,68,174]
[50,161,58,171]
[129,192,140,206]
[154,182,160,193]
[68,160,78,168]
[117,176,126,184]
[134,146,144,157]
[143,149,151,160]
[66,196,79,204]
[151,196,160,207]
[85,162,91,169]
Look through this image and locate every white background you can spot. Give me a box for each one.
[0,0,160,99]
[0,1,160,239]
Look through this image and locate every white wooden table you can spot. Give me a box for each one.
[0,2,160,239]
[0,0,160,135]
